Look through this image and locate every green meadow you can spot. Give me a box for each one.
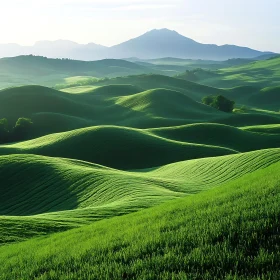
[1,55,280,279]
[185,56,280,89]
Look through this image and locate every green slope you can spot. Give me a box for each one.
[80,84,143,96]
[75,74,280,113]
[2,83,280,140]
[1,148,280,244]
[2,123,280,169]
[115,88,220,119]
[95,74,224,101]
[0,216,75,245]
[0,85,96,123]
[0,154,182,217]
[148,123,280,152]
[242,124,280,134]
[0,84,225,136]
[1,53,280,280]
[0,126,236,169]
[0,56,161,89]
[196,56,280,88]
[1,159,279,279]
[246,86,280,110]
[222,85,280,111]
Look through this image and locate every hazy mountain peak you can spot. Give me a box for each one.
[147,28,179,34]
[0,28,275,60]
[141,28,194,40]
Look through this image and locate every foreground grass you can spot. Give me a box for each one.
[0,161,279,279]
[1,148,280,245]
[0,217,76,245]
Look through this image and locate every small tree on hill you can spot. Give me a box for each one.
[202,95,235,113]
[13,117,33,140]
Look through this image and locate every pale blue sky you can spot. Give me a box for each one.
[1,0,280,52]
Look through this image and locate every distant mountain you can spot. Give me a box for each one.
[31,40,108,60]
[0,29,275,60]
[0,40,108,61]
[109,29,274,60]
[0,43,26,58]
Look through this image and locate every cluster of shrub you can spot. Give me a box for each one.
[202,95,235,113]
[0,118,33,144]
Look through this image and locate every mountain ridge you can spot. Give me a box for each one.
[0,29,274,61]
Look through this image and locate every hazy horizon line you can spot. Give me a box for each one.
[0,28,277,53]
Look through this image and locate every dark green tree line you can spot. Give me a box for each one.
[0,117,33,143]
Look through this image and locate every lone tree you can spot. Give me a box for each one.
[202,95,235,113]
[13,117,33,140]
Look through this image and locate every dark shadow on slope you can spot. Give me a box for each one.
[0,155,79,216]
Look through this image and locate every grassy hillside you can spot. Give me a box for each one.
[1,79,280,140]
[2,55,251,89]
[1,148,280,244]
[0,82,220,122]
[148,123,280,152]
[114,88,219,119]
[0,126,236,169]
[0,154,182,217]
[0,85,97,123]
[2,122,280,168]
[0,56,162,89]
[81,74,280,112]
[0,42,279,280]
[246,86,280,110]
[193,56,280,88]
[0,57,279,279]
[242,124,280,134]
[0,159,279,279]
[95,74,224,101]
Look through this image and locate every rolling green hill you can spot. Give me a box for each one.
[0,154,182,217]
[1,148,280,245]
[194,56,280,89]
[3,54,254,90]
[2,123,280,169]
[242,124,280,134]
[148,123,280,152]
[0,85,96,123]
[114,88,219,119]
[95,74,224,101]
[0,82,219,122]
[0,126,236,169]
[76,74,280,113]
[0,56,162,89]
[1,81,279,140]
[246,86,280,110]
[0,158,279,279]
[1,55,259,89]
[1,54,280,279]
[0,83,223,137]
